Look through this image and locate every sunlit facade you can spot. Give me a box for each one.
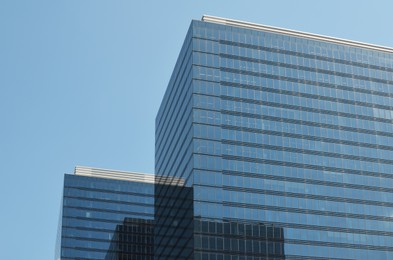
[155,16,393,259]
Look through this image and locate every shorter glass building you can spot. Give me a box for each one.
[55,166,154,260]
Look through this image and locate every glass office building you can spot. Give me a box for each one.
[55,166,154,260]
[155,16,393,259]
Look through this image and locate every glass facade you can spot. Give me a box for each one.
[155,16,393,259]
[105,218,154,260]
[55,169,154,260]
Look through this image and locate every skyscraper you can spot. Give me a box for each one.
[155,15,393,259]
[55,166,154,260]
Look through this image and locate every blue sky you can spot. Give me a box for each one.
[1,1,393,259]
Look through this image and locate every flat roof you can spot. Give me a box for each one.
[74,166,155,183]
[202,15,393,54]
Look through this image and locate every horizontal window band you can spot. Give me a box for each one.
[194,247,284,257]
[193,89,392,124]
[219,80,393,111]
[193,107,391,140]
[194,234,393,253]
[221,94,392,124]
[221,124,393,151]
[62,215,154,228]
[194,107,392,142]
[221,66,393,98]
[283,255,350,260]
[192,149,393,184]
[61,245,154,254]
[195,232,284,242]
[222,154,393,180]
[194,34,393,72]
[64,195,154,207]
[63,206,153,216]
[286,237,393,252]
[220,52,392,85]
[62,234,153,244]
[196,216,393,238]
[224,201,391,223]
[197,170,378,198]
[224,170,393,193]
[220,109,393,138]
[193,120,393,152]
[222,139,393,165]
[194,250,345,260]
[223,186,393,208]
[223,169,393,193]
[63,224,153,234]
[64,186,153,198]
[217,39,393,73]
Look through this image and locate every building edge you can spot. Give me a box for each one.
[202,15,393,53]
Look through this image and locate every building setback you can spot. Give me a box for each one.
[155,16,393,259]
[55,166,154,260]
[57,16,393,260]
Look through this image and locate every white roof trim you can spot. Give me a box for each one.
[74,166,155,183]
[202,15,393,53]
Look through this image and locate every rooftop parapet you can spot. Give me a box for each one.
[202,15,393,53]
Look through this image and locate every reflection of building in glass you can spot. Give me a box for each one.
[55,167,154,260]
[195,218,285,259]
[105,218,154,260]
[155,15,393,259]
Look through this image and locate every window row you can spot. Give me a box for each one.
[221,117,393,148]
[285,243,393,259]
[221,69,393,101]
[222,160,393,189]
[194,219,283,239]
[222,78,393,108]
[63,198,153,214]
[65,176,153,195]
[220,103,393,133]
[220,85,393,120]
[64,187,154,205]
[223,144,393,176]
[63,208,153,222]
[222,131,393,161]
[223,205,393,233]
[286,227,392,248]
[194,235,284,256]
[223,188,393,219]
[218,46,393,82]
[193,28,393,69]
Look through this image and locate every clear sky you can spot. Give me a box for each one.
[1,0,393,259]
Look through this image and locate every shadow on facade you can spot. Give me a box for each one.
[105,218,154,260]
[154,176,194,259]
